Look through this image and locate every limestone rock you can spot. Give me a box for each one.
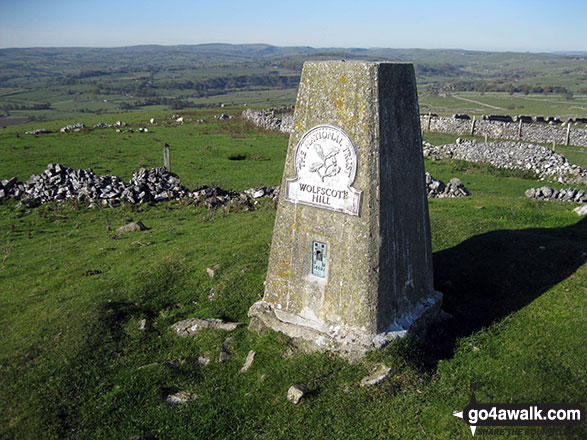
[574,205,587,216]
[206,264,219,278]
[240,350,256,373]
[196,356,210,366]
[116,221,146,234]
[171,318,239,337]
[60,122,86,133]
[287,384,308,404]
[360,364,393,387]
[25,128,51,135]
[165,390,197,406]
[425,172,470,198]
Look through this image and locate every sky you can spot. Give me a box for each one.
[0,0,586,52]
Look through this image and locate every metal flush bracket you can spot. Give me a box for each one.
[312,241,327,277]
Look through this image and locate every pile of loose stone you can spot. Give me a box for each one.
[525,186,587,203]
[1,163,466,207]
[1,164,467,207]
[422,139,587,185]
[425,173,470,198]
[60,122,86,133]
[24,128,52,135]
[0,163,279,208]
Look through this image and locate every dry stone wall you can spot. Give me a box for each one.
[421,115,587,147]
[242,107,293,133]
[242,109,587,147]
[525,186,587,203]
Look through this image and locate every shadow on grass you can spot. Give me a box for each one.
[425,217,587,364]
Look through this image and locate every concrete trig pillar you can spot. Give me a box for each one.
[248,61,443,360]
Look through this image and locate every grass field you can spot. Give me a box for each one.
[0,110,585,439]
[419,92,587,118]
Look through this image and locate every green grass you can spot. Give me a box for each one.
[0,112,585,439]
[0,109,288,191]
[419,92,587,119]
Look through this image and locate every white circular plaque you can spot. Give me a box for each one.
[285,124,362,216]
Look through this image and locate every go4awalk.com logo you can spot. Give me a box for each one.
[453,386,585,437]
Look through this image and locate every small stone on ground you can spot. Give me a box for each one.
[171,317,240,337]
[574,205,587,216]
[240,350,256,373]
[287,384,308,404]
[360,364,393,387]
[117,221,146,234]
[165,390,197,406]
[207,264,219,278]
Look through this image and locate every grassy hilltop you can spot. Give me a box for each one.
[0,109,585,439]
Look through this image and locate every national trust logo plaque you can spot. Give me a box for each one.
[284,124,362,216]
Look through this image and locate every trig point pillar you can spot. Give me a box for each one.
[248,61,443,360]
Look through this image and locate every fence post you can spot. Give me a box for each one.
[163,146,170,171]
[518,119,523,140]
[470,115,476,136]
[565,123,571,146]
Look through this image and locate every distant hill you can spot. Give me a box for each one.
[1,43,584,74]
[1,44,585,122]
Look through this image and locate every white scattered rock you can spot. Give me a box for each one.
[165,390,197,406]
[59,122,86,133]
[240,350,256,373]
[206,264,219,278]
[574,204,587,216]
[171,317,239,337]
[116,221,146,234]
[360,363,393,387]
[25,128,51,135]
[196,356,210,366]
[138,319,148,330]
[287,384,308,404]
